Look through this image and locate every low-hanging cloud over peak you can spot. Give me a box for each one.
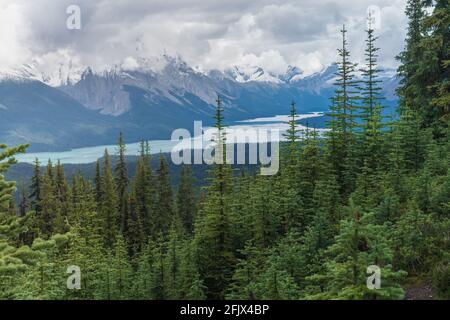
[0,0,407,76]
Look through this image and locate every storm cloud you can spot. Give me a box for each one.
[0,0,408,75]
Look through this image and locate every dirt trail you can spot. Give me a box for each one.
[403,279,437,300]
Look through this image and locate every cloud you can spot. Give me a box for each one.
[0,0,408,75]
[0,3,32,68]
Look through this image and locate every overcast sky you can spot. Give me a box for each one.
[0,0,408,75]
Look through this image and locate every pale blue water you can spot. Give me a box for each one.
[16,113,325,164]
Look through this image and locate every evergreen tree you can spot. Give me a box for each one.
[94,159,102,204]
[326,25,360,197]
[0,142,37,299]
[248,175,280,248]
[18,182,28,217]
[397,0,428,115]
[422,0,450,134]
[156,155,173,234]
[392,200,444,274]
[254,254,300,300]
[100,149,119,248]
[398,107,430,172]
[124,188,145,256]
[115,132,129,232]
[14,236,68,299]
[150,236,167,299]
[30,158,42,214]
[177,165,196,233]
[37,164,57,238]
[309,200,406,300]
[195,96,235,299]
[110,233,132,299]
[359,26,386,173]
[132,240,154,299]
[276,101,303,232]
[227,241,265,299]
[178,239,206,299]
[164,225,182,299]
[133,141,156,238]
[282,101,301,169]
[398,0,449,135]
[297,128,325,226]
[0,144,32,299]
[54,161,69,234]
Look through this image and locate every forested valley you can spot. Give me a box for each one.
[0,0,448,300]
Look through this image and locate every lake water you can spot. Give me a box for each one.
[15,113,326,164]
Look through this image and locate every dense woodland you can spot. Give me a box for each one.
[0,0,449,300]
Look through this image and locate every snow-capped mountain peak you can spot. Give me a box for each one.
[280,65,304,83]
[225,65,283,84]
[0,59,84,86]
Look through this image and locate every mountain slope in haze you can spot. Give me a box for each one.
[0,55,399,152]
[0,80,119,152]
[59,56,341,118]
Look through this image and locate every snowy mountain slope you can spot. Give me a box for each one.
[0,54,399,151]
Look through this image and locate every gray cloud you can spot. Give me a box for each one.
[0,0,408,74]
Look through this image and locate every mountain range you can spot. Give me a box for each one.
[0,54,399,152]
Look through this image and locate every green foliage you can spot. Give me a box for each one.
[156,155,174,234]
[326,25,360,197]
[99,149,119,248]
[115,132,129,232]
[1,2,449,300]
[195,96,236,299]
[177,165,196,233]
[308,201,406,300]
[432,262,450,299]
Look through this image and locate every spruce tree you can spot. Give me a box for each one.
[359,26,386,174]
[150,236,167,299]
[156,155,173,234]
[164,225,182,299]
[276,101,303,232]
[125,188,145,256]
[30,158,42,214]
[227,241,265,299]
[298,128,325,226]
[18,182,28,217]
[397,0,428,115]
[94,159,102,204]
[309,200,406,300]
[254,254,300,300]
[178,239,206,299]
[110,233,132,299]
[100,149,119,248]
[54,160,69,234]
[132,240,154,299]
[282,101,301,169]
[133,141,156,238]
[115,132,129,232]
[0,145,31,298]
[398,107,429,172]
[326,25,360,197]
[422,0,450,134]
[397,0,449,135]
[248,175,280,248]
[37,164,57,238]
[195,96,235,299]
[177,165,196,233]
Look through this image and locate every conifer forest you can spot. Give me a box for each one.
[0,0,449,301]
